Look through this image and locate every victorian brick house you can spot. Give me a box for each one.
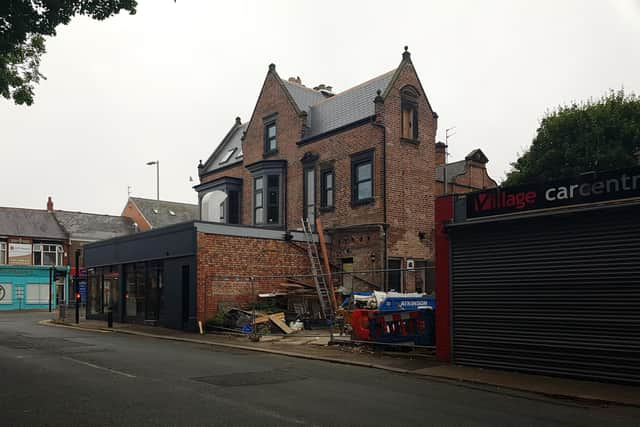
[435,143,497,195]
[195,48,438,292]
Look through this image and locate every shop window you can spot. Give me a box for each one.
[320,169,334,209]
[33,243,63,266]
[0,242,6,264]
[88,270,102,315]
[351,150,374,204]
[26,283,50,304]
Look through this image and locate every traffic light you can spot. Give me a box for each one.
[76,293,81,301]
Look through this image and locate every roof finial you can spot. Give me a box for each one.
[235,116,241,125]
[268,63,276,72]
[374,89,384,104]
[198,159,204,169]
[402,46,411,61]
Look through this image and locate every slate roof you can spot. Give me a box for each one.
[54,210,135,242]
[302,70,396,139]
[129,197,198,229]
[202,122,247,175]
[203,68,397,172]
[0,207,67,240]
[281,80,327,113]
[436,160,467,183]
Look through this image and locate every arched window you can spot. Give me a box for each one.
[201,190,228,222]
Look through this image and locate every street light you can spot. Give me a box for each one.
[146,160,160,201]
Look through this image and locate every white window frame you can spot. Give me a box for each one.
[33,243,64,266]
[0,242,6,264]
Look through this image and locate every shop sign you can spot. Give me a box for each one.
[467,166,640,218]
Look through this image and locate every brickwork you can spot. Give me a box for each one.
[121,201,151,231]
[435,162,498,196]
[240,68,303,227]
[196,232,311,322]
[381,58,437,265]
[196,50,441,291]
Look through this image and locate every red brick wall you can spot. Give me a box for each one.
[239,68,303,227]
[381,59,437,264]
[435,162,498,196]
[121,201,151,231]
[196,55,440,291]
[199,163,245,186]
[196,232,311,322]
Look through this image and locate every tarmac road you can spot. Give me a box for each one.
[1,311,638,427]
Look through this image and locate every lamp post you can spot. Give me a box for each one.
[146,160,160,200]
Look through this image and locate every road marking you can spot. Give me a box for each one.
[62,356,136,378]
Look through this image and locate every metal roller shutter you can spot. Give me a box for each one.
[450,205,640,384]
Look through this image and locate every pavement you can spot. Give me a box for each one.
[45,316,640,408]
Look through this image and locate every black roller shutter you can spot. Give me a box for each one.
[450,205,640,384]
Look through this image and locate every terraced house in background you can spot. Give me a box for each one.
[0,197,135,310]
[196,47,495,292]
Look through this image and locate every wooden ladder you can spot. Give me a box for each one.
[301,218,335,325]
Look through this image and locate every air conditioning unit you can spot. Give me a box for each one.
[406,259,415,270]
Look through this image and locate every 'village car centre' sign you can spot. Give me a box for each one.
[467,166,640,219]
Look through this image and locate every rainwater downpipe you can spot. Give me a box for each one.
[373,119,388,289]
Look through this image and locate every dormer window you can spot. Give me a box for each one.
[401,86,419,141]
[219,148,236,164]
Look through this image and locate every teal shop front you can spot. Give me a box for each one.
[0,265,69,310]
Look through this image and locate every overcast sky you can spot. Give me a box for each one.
[2,0,640,215]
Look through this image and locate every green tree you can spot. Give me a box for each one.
[504,90,640,186]
[1,1,137,106]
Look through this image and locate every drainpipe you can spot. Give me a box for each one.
[373,91,388,289]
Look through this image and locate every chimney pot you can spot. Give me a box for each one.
[47,196,54,212]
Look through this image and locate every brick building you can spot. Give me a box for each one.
[196,47,438,293]
[121,197,198,231]
[0,197,134,310]
[435,143,498,195]
[83,222,313,330]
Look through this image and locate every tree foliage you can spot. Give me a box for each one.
[504,90,640,186]
[1,0,137,105]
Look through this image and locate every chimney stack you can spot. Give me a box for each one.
[46,196,54,212]
[435,142,448,167]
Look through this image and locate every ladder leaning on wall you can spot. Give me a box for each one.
[301,218,335,325]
